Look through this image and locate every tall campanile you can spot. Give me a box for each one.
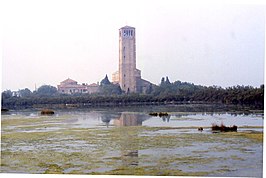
[119,26,137,93]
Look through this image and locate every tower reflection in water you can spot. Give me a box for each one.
[113,112,149,167]
[113,113,145,126]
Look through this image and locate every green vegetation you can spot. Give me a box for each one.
[1,108,9,112]
[36,85,58,96]
[1,112,263,175]
[1,77,264,109]
[223,131,263,142]
[211,123,238,132]
[99,75,123,95]
[149,112,169,117]
[153,77,263,107]
[40,109,55,115]
[101,166,208,176]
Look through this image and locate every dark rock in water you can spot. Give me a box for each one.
[41,109,55,115]
[198,127,203,131]
[1,108,9,112]
[149,112,158,116]
[158,112,169,117]
[212,123,237,132]
[149,112,169,117]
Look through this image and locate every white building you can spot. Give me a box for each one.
[57,78,99,94]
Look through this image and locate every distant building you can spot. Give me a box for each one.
[112,26,155,93]
[57,78,99,94]
[59,26,155,94]
[87,83,100,93]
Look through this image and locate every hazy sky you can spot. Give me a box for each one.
[2,0,265,91]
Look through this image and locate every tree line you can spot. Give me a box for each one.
[1,76,264,109]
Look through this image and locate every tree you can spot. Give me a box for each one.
[18,88,32,97]
[160,76,171,87]
[99,75,122,95]
[160,77,165,86]
[2,90,12,99]
[100,75,111,86]
[165,76,171,85]
[36,85,58,96]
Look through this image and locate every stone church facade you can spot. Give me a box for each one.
[112,26,154,93]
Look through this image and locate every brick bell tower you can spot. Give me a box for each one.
[118,26,137,93]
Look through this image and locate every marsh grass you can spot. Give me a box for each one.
[220,131,263,142]
[211,123,237,132]
[101,164,208,176]
[41,109,55,115]
[1,113,263,176]
[2,117,43,126]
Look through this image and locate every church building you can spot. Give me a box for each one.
[112,26,154,93]
[57,26,154,95]
[57,78,99,94]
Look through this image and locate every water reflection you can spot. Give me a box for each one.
[100,113,150,166]
[112,113,150,167]
[120,139,139,167]
[161,115,170,122]
[98,111,263,129]
[101,115,111,127]
[113,113,149,126]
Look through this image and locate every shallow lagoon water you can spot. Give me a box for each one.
[1,105,263,176]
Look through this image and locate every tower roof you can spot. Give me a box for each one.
[120,25,135,29]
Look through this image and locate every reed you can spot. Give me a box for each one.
[41,109,55,115]
[211,123,237,132]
